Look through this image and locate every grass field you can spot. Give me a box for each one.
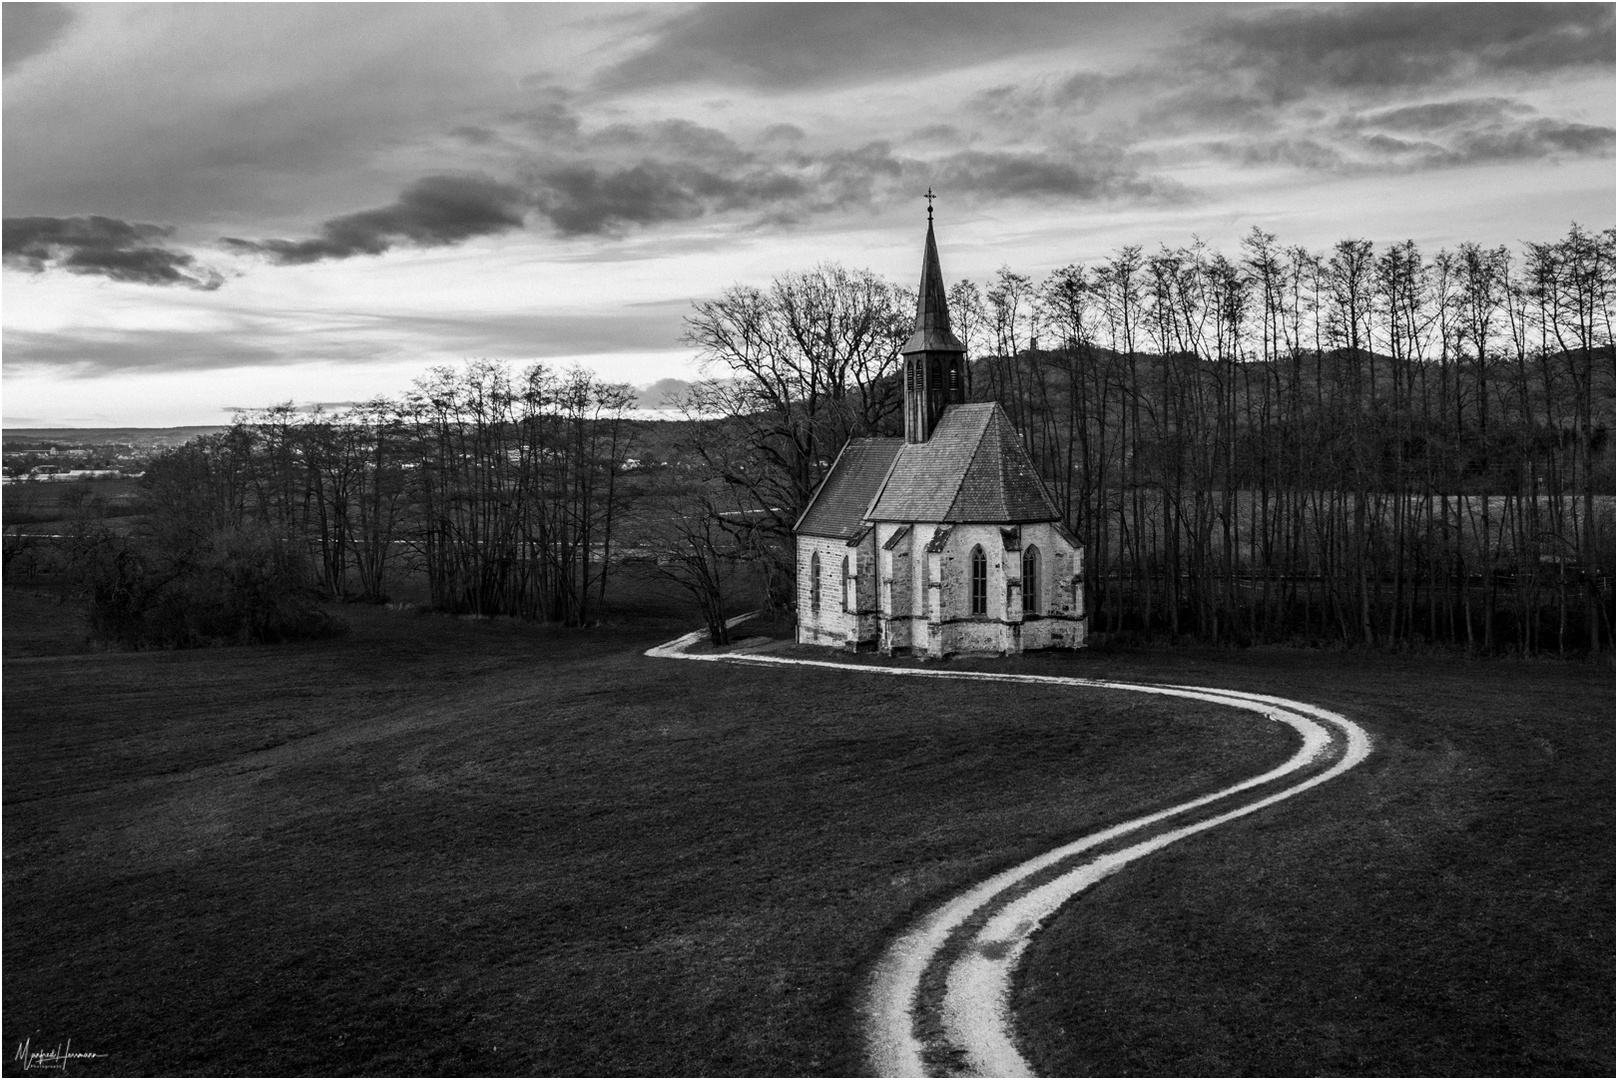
[1010,647,1614,1077]
[3,588,1612,1076]
[3,590,1290,1076]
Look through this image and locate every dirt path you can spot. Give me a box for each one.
[646,625,1372,1077]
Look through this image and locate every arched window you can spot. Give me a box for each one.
[970,545,987,616]
[810,552,821,612]
[842,554,852,612]
[1022,545,1040,613]
[930,358,942,384]
[909,359,920,390]
[948,359,960,390]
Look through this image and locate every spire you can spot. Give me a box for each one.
[903,209,965,355]
[901,196,967,443]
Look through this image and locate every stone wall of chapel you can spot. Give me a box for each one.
[925,521,1089,655]
[1015,521,1087,650]
[849,532,881,645]
[876,523,917,653]
[795,535,858,646]
[930,523,1014,654]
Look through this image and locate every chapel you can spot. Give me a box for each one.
[792,209,1087,656]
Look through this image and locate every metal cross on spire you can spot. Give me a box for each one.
[924,187,935,221]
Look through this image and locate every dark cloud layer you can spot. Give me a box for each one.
[964,5,1613,182]
[226,99,1181,264]
[224,174,527,264]
[3,215,223,289]
[534,161,807,236]
[3,2,75,75]
[1200,3,1614,98]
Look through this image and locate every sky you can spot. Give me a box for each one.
[3,2,1613,427]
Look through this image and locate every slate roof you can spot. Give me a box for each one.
[902,219,966,355]
[794,437,904,539]
[864,403,1061,524]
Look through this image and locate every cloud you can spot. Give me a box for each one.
[3,305,693,378]
[595,4,1143,91]
[3,327,291,376]
[3,2,75,75]
[934,149,1183,202]
[760,123,805,143]
[224,174,528,264]
[1206,138,1350,172]
[633,377,693,409]
[1208,109,1614,174]
[1339,99,1616,167]
[1198,3,1615,98]
[969,70,1151,128]
[2,6,632,227]
[1354,98,1530,132]
[3,215,223,289]
[382,310,690,358]
[222,96,1182,259]
[1444,118,1616,163]
[957,7,1613,175]
[532,161,808,236]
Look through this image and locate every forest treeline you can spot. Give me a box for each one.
[31,224,1614,653]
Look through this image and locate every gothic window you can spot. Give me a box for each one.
[1022,545,1040,613]
[842,555,852,612]
[909,359,920,390]
[970,545,987,616]
[949,359,960,390]
[810,552,821,612]
[930,358,941,384]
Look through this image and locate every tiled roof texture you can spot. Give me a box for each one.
[794,437,905,539]
[865,403,1061,524]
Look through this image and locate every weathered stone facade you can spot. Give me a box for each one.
[797,517,1088,656]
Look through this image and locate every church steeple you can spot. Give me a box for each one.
[902,194,967,443]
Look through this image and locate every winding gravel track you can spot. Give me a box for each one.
[646,624,1372,1078]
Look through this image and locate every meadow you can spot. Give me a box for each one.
[3,587,1612,1076]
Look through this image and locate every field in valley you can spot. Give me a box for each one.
[3,588,1612,1076]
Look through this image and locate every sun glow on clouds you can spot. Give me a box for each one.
[3,2,1612,426]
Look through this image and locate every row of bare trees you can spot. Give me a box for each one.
[948,224,1613,653]
[143,362,637,622]
[681,226,1612,654]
